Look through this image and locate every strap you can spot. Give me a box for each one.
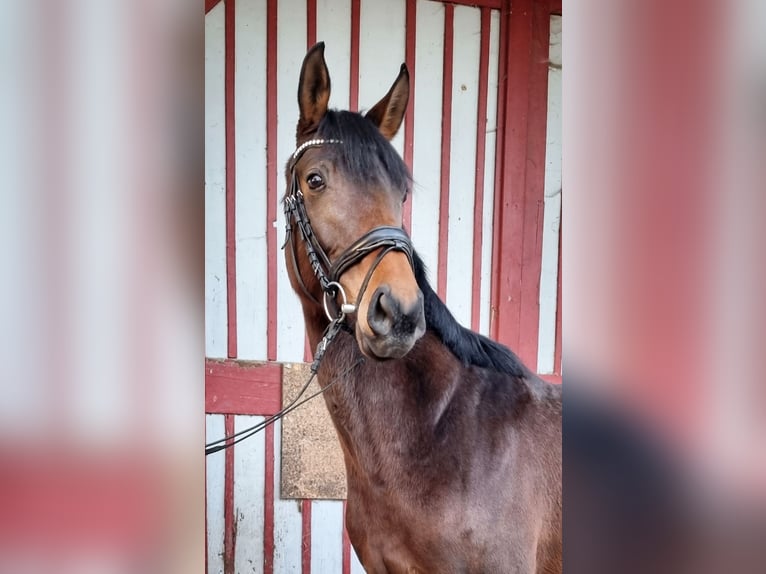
[330,226,414,282]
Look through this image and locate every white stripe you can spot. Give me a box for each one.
[206,414,226,574]
[537,15,562,374]
[446,6,482,328]
[411,0,445,277]
[234,415,266,573]
[310,500,344,572]
[276,0,309,362]
[236,0,269,360]
[272,419,303,573]
[358,0,407,154]
[479,10,501,337]
[351,544,367,574]
[317,0,352,111]
[205,3,228,358]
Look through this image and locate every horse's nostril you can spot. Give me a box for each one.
[368,286,394,337]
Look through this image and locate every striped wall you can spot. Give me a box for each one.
[205,0,562,572]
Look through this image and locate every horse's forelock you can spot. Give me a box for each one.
[316,110,411,193]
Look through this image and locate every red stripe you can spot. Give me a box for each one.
[437,4,454,300]
[307,0,317,47]
[493,0,547,369]
[402,0,417,231]
[205,0,222,14]
[301,500,312,573]
[550,0,562,15]
[490,0,551,369]
[349,0,360,111]
[342,500,351,574]
[225,0,238,359]
[516,2,550,369]
[554,223,562,377]
[223,415,235,574]
[263,424,275,573]
[443,0,501,8]
[266,0,278,361]
[489,0,510,341]
[471,8,491,331]
[205,359,282,415]
[492,0,530,351]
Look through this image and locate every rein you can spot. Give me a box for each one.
[205,138,414,456]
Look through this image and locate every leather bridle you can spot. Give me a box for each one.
[282,138,415,322]
[206,138,414,456]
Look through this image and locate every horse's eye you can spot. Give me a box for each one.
[306,173,325,190]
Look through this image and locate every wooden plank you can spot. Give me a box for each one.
[205,2,228,359]
[311,501,344,572]
[263,424,275,573]
[411,0,445,277]
[233,415,266,573]
[342,500,351,574]
[359,0,406,156]
[478,9,500,336]
[273,419,303,573]
[537,13,561,374]
[437,3,454,300]
[276,0,309,363]
[554,225,562,377]
[432,0,501,8]
[266,0,279,361]
[516,0,550,370]
[302,500,312,573]
[224,415,235,573]
[350,0,360,110]
[470,7,491,332]
[225,0,238,359]
[206,415,226,574]
[490,0,551,371]
[235,0,268,361]
[488,0,509,342]
[403,0,417,231]
[446,5,481,327]
[491,0,532,352]
[318,0,352,110]
[205,359,282,415]
[307,0,317,46]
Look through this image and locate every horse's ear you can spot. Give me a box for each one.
[365,64,409,140]
[297,42,331,138]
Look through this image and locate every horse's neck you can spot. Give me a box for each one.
[312,327,465,482]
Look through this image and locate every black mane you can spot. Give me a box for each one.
[316,110,412,194]
[413,252,528,378]
[317,109,525,378]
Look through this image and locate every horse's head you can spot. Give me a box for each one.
[284,42,425,360]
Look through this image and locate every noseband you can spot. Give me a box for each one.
[283,138,414,322]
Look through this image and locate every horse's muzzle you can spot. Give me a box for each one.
[362,285,425,359]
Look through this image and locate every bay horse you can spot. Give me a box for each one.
[283,43,562,574]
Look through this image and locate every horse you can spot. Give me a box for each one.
[282,42,562,574]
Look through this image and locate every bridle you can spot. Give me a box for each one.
[282,138,415,323]
[206,137,416,456]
